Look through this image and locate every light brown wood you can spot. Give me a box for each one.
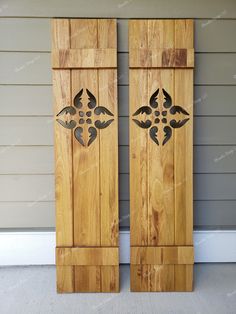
[52,18,119,293]
[174,20,194,246]
[131,247,194,265]
[130,19,194,292]
[56,247,119,266]
[129,20,149,247]
[52,48,117,68]
[56,266,74,293]
[52,19,74,293]
[129,48,194,68]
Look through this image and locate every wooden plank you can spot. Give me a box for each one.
[98,20,119,248]
[174,20,193,246]
[56,266,74,293]
[131,264,175,292]
[71,20,100,248]
[99,86,119,243]
[174,265,193,291]
[101,266,119,292]
[129,20,149,247]
[174,70,193,245]
[147,20,175,246]
[131,247,194,265]
[130,48,194,68]
[98,19,119,291]
[130,19,194,292]
[52,18,74,293]
[148,69,175,246]
[52,48,116,68]
[56,247,119,265]
[74,266,100,292]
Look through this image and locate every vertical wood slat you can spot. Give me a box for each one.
[52,19,118,293]
[130,20,194,292]
[129,20,149,247]
[52,19,74,293]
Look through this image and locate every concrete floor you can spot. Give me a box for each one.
[0,264,236,314]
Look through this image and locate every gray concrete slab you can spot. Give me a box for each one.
[0,264,236,314]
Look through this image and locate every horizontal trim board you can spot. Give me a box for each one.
[1,52,236,85]
[0,230,235,265]
[129,48,194,68]
[56,247,119,266]
[1,0,236,18]
[1,19,236,53]
[130,247,194,265]
[52,48,117,68]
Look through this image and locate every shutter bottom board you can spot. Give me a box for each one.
[130,264,193,292]
[57,265,119,293]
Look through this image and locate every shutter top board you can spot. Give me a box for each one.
[52,19,117,69]
[129,19,194,68]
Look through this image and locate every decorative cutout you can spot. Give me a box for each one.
[132,88,190,146]
[56,89,114,146]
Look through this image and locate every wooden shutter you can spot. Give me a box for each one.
[129,20,194,292]
[52,19,119,293]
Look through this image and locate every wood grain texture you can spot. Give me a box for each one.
[129,19,194,292]
[174,20,194,246]
[56,247,119,265]
[129,20,149,247]
[52,48,116,68]
[52,19,74,293]
[129,48,194,68]
[53,18,119,293]
[131,247,194,265]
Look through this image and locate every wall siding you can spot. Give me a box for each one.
[0,4,236,229]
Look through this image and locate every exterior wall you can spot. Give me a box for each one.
[0,0,236,229]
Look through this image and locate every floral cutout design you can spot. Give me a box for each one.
[56,89,114,147]
[132,88,190,146]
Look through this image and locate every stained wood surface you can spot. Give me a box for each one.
[52,19,74,293]
[52,18,119,293]
[56,247,119,266]
[129,19,194,291]
[52,48,117,68]
[129,48,194,68]
[131,247,194,265]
